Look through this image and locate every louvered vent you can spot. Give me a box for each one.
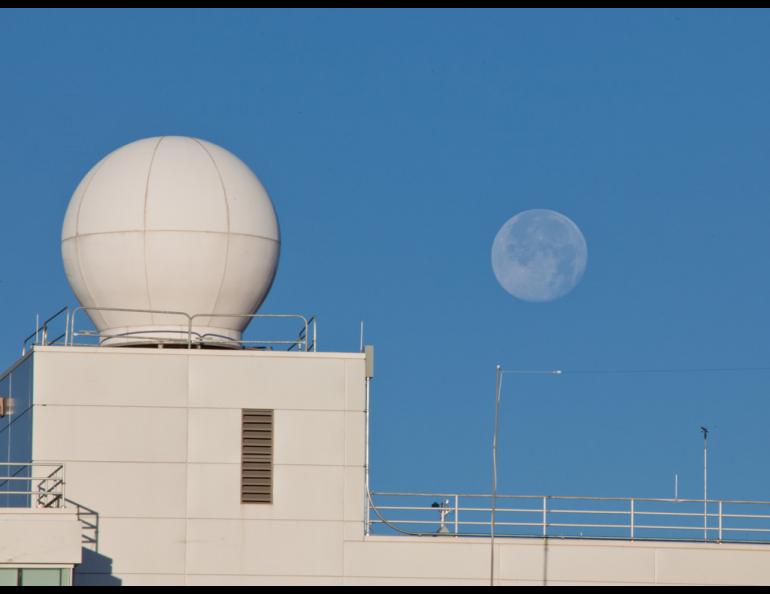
[242,409,273,504]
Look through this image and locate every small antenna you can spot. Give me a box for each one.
[701,426,709,541]
[359,321,365,352]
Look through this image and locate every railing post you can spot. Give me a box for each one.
[69,307,81,347]
[454,495,459,535]
[630,498,635,540]
[543,496,548,537]
[718,500,723,542]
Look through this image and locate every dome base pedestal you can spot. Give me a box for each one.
[96,325,243,348]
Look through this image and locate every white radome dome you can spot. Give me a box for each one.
[61,136,280,346]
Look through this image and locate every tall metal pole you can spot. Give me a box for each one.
[490,364,502,587]
[489,367,560,586]
[701,426,709,541]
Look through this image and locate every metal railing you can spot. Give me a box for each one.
[21,306,317,353]
[0,463,66,509]
[22,307,70,355]
[369,492,770,544]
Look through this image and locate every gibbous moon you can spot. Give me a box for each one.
[491,209,588,302]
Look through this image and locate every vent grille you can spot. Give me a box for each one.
[242,409,273,504]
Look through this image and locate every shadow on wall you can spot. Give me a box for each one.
[64,498,122,586]
[74,549,122,586]
[66,498,99,552]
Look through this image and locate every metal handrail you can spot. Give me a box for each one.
[369,491,770,544]
[187,312,312,351]
[22,306,318,353]
[22,306,70,355]
[371,491,770,504]
[63,306,317,352]
[0,462,66,509]
[68,307,190,347]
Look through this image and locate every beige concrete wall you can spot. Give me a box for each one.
[30,346,366,586]
[0,509,81,565]
[24,346,770,586]
[345,536,770,586]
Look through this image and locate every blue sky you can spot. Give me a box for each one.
[2,9,770,502]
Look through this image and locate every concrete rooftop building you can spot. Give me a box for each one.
[2,137,770,586]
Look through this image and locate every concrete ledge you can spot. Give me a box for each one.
[0,509,82,564]
[346,536,770,585]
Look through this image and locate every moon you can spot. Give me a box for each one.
[491,209,588,302]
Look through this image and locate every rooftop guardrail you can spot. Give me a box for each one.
[369,491,770,544]
[0,463,66,509]
[21,306,317,354]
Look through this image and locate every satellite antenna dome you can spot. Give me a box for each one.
[61,136,280,346]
